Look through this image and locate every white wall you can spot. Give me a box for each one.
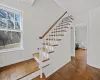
[72,6,100,68]
[75,26,87,49]
[87,7,100,68]
[0,0,66,67]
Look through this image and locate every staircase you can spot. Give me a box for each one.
[32,11,74,78]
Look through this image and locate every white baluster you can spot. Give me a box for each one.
[39,39,43,78]
[55,26,58,44]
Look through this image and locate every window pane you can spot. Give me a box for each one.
[7,11,14,20]
[15,22,20,30]
[7,31,21,44]
[15,14,21,30]
[8,20,14,29]
[0,31,21,50]
[0,31,7,47]
[15,14,20,23]
[0,18,7,29]
[0,9,6,18]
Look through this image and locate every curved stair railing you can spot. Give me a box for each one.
[33,11,74,78]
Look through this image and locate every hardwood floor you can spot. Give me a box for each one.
[0,49,100,80]
[32,49,100,80]
[0,58,39,80]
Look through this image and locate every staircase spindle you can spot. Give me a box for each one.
[55,26,58,44]
[50,29,53,51]
[39,39,44,78]
[44,36,48,59]
[60,22,63,39]
[46,35,49,53]
[54,27,56,45]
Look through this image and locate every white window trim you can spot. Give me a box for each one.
[0,3,24,53]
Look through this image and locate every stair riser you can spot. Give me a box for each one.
[39,51,49,57]
[52,30,67,33]
[39,48,54,54]
[62,20,72,23]
[42,41,59,46]
[19,70,40,80]
[54,27,68,30]
[43,43,58,46]
[49,36,63,39]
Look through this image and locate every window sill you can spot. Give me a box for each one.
[0,47,24,54]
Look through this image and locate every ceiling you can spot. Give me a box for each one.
[0,0,35,5]
[17,0,35,5]
[1,0,100,17]
[54,0,100,17]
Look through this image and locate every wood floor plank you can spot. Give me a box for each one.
[0,58,39,80]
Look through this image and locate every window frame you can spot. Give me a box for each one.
[0,4,24,53]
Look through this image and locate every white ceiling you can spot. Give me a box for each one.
[0,0,35,5]
[54,0,100,17]
[17,0,35,5]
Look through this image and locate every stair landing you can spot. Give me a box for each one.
[0,58,39,80]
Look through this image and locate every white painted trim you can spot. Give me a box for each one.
[73,27,75,56]
[20,70,40,80]
[0,29,22,32]
[34,57,40,64]
[0,3,23,31]
[34,56,51,67]
[71,27,75,56]
[0,3,23,13]
[0,47,24,54]
[87,11,91,65]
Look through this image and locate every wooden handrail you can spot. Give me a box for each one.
[39,11,67,39]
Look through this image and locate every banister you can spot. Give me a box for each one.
[39,11,67,39]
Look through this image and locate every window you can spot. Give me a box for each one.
[0,4,23,53]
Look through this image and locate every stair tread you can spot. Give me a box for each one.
[33,53,50,62]
[57,23,70,27]
[43,43,58,46]
[46,39,62,41]
[49,34,64,36]
[38,48,54,53]
[52,30,67,33]
[62,20,72,22]
[0,58,39,80]
[54,30,67,32]
[54,27,68,30]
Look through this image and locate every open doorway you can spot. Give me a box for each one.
[75,23,87,62]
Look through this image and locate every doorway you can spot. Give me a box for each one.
[75,23,87,62]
